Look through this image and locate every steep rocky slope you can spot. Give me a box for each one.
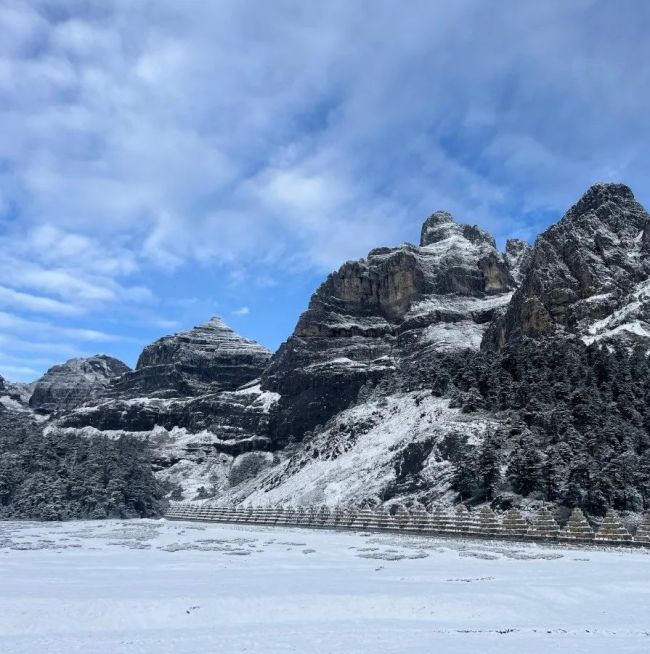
[44,319,278,497]
[29,355,131,414]
[220,184,650,512]
[485,183,650,349]
[262,210,516,443]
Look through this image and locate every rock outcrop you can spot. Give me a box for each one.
[49,319,278,498]
[262,210,516,442]
[29,355,131,413]
[485,183,650,349]
[110,317,272,399]
[504,239,533,285]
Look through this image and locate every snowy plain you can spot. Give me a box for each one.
[1,519,649,654]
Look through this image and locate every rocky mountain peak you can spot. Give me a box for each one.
[420,210,496,249]
[202,316,233,332]
[29,354,131,413]
[484,183,650,348]
[564,183,637,221]
[420,211,455,245]
[262,207,516,441]
[111,316,272,399]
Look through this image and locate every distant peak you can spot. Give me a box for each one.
[200,316,231,330]
[419,211,455,246]
[420,210,496,249]
[585,182,634,199]
[568,183,636,218]
[427,210,455,225]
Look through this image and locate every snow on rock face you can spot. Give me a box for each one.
[217,393,496,507]
[29,355,131,413]
[50,380,281,500]
[36,319,276,502]
[504,238,533,285]
[55,383,279,451]
[262,211,516,443]
[110,316,272,399]
[486,183,650,348]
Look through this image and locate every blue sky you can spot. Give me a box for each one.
[1,0,650,381]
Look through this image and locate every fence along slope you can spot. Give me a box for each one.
[164,502,648,548]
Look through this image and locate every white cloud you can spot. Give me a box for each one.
[1,0,650,379]
[232,306,250,316]
[0,285,81,316]
[0,311,126,342]
[3,1,648,276]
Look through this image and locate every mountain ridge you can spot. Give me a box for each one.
[2,182,650,521]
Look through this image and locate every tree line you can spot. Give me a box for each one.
[0,409,166,520]
[421,337,650,515]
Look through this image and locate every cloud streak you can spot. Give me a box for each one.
[1,0,650,379]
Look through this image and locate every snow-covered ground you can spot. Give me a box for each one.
[1,519,649,654]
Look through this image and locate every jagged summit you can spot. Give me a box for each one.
[420,210,455,245]
[484,182,650,348]
[262,207,517,441]
[110,315,271,398]
[9,181,650,516]
[564,182,637,220]
[187,315,236,333]
[419,210,496,249]
[197,315,231,329]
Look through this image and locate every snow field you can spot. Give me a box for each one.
[1,519,649,653]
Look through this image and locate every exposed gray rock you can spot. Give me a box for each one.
[49,320,278,495]
[56,383,277,456]
[262,211,515,443]
[485,183,650,349]
[6,382,33,405]
[110,317,271,399]
[20,182,650,512]
[29,355,131,413]
[504,239,533,285]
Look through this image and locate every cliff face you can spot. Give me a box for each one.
[53,318,276,463]
[484,184,650,349]
[262,210,516,442]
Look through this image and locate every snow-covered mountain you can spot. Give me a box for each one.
[485,183,650,348]
[4,183,650,516]
[262,208,515,443]
[29,355,131,413]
